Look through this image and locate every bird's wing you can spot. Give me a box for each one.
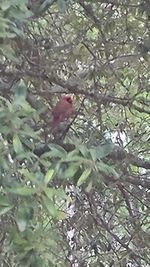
[52,100,67,117]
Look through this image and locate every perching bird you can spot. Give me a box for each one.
[51,95,73,129]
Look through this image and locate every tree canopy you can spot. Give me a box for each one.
[0,1,150,266]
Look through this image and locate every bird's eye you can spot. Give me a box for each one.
[66,97,72,103]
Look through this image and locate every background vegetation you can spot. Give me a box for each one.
[0,0,150,266]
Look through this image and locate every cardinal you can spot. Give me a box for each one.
[51,95,73,129]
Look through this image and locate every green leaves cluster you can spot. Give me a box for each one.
[0,86,116,265]
[0,0,32,60]
[0,0,150,266]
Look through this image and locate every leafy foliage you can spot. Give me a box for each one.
[0,0,150,266]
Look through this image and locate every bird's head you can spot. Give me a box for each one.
[63,95,72,104]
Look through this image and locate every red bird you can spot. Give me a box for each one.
[51,95,73,129]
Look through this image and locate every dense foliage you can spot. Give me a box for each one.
[0,0,150,266]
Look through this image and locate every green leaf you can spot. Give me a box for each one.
[0,44,19,62]
[63,164,80,179]
[8,187,37,196]
[1,1,11,11]
[0,206,13,216]
[85,181,93,192]
[77,168,92,187]
[54,188,67,199]
[13,134,24,154]
[89,148,97,161]
[44,188,55,200]
[0,195,11,206]
[19,102,35,113]
[48,144,67,158]
[16,218,27,232]
[79,144,89,157]
[14,80,27,105]
[19,169,36,182]
[16,151,36,161]
[44,169,54,185]
[95,143,114,159]
[42,196,58,217]
[97,161,119,178]
[61,156,84,163]
[45,188,67,201]
[16,205,34,232]
[39,159,51,168]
